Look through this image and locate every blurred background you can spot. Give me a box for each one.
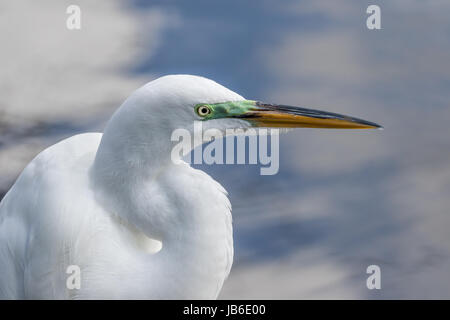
[1,0,450,299]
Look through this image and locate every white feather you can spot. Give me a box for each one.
[0,75,245,299]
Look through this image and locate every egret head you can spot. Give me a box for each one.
[127,74,381,136]
[99,74,381,170]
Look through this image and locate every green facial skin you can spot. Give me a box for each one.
[194,100,257,120]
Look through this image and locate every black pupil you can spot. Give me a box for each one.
[200,107,208,114]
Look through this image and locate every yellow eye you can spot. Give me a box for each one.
[196,105,211,117]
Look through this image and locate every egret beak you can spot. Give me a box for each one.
[235,102,382,129]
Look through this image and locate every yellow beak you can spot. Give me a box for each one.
[241,102,382,129]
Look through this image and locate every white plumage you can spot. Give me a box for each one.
[0,74,380,299]
[0,75,240,299]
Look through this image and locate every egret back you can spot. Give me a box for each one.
[0,133,103,298]
[0,132,234,299]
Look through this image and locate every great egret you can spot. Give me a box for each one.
[0,75,381,299]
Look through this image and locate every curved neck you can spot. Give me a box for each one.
[90,107,232,299]
[93,107,176,181]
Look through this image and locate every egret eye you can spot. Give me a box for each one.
[196,105,211,117]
